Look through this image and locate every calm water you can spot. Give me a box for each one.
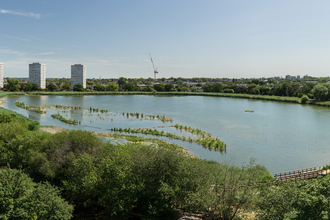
[2,94,330,174]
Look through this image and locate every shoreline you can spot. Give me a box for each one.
[7,91,330,108]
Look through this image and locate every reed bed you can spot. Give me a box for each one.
[107,127,226,152]
[15,101,47,114]
[89,107,109,113]
[121,112,173,122]
[51,113,81,125]
[16,101,81,111]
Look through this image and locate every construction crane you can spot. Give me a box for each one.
[149,53,158,83]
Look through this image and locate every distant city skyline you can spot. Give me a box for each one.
[1,0,330,78]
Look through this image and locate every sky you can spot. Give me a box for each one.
[1,0,330,79]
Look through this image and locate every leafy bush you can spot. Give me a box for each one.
[301,94,309,104]
[0,168,73,220]
[257,176,330,219]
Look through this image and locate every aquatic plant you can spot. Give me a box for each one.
[51,113,81,125]
[107,127,226,152]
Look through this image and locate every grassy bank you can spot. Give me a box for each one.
[0,91,25,98]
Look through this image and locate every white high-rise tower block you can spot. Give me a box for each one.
[0,63,3,88]
[29,63,46,89]
[71,64,86,89]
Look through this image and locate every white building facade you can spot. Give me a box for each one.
[29,63,46,89]
[0,63,3,88]
[71,64,86,89]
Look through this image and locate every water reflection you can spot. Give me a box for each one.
[3,94,330,174]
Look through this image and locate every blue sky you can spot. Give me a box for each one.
[1,0,330,79]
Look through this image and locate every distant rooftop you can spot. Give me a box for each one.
[30,62,45,65]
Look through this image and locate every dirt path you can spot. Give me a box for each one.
[40,126,67,134]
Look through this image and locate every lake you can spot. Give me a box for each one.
[2,94,330,174]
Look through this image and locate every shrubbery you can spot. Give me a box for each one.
[3,111,312,220]
[0,168,73,219]
[301,94,309,104]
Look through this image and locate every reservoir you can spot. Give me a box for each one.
[2,94,330,174]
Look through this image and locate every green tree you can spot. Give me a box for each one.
[211,83,223,93]
[311,83,329,101]
[62,83,71,91]
[94,84,105,91]
[142,85,153,92]
[202,82,212,92]
[73,84,84,91]
[190,87,197,92]
[0,168,73,220]
[176,80,184,86]
[118,77,127,86]
[31,83,39,91]
[247,83,259,94]
[5,78,20,91]
[153,83,165,92]
[258,176,330,220]
[301,94,309,104]
[123,83,135,91]
[48,82,57,91]
[182,86,190,92]
[106,83,119,91]
[165,84,174,91]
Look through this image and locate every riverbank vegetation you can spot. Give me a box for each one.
[2,109,330,219]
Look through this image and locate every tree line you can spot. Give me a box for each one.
[5,76,330,102]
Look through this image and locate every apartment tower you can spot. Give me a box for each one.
[71,64,86,89]
[0,63,3,88]
[29,63,46,89]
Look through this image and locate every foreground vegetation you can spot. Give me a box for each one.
[1,108,330,219]
[0,109,270,219]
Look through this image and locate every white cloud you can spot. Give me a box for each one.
[0,34,29,41]
[0,9,40,19]
[0,48,25,56]
[37,52,54,55]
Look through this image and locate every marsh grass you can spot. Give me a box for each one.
[51,113,81,125]
[108,126,226,152]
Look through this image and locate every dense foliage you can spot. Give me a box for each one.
[257,176,330,219]
[0,168,73,220]
[0,110,274,219]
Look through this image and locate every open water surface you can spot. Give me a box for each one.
[2,94,330,174]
